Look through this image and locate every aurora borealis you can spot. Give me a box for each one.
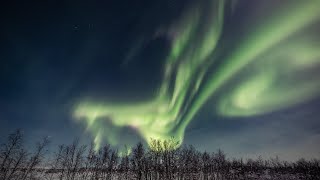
[74,0,320,150]
[1,0,320,160]
[75,0,225,148]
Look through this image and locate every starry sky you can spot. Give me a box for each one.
[1,0,320,160]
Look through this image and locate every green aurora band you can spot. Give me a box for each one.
[74,0,320,150]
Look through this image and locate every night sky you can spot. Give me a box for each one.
[1,0,320,160]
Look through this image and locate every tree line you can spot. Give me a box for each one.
[1,130,320,180]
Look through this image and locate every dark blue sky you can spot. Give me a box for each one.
[1,0,320,160]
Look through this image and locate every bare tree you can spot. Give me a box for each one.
[131,142,145,180]
[201,152,210,180]
[119,146,130,180]
[0,130,23,174]
[0,130,26,180]
[80,142,95,180]
[2,130,320,179]
[70,144,86,180]
[46,145,64,180]
[20,136,50,180]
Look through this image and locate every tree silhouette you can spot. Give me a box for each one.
[1,129,320,180]
[131,142,145,180]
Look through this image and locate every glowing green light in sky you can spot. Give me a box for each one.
[218,38,320,116]
[74,0,320,150]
